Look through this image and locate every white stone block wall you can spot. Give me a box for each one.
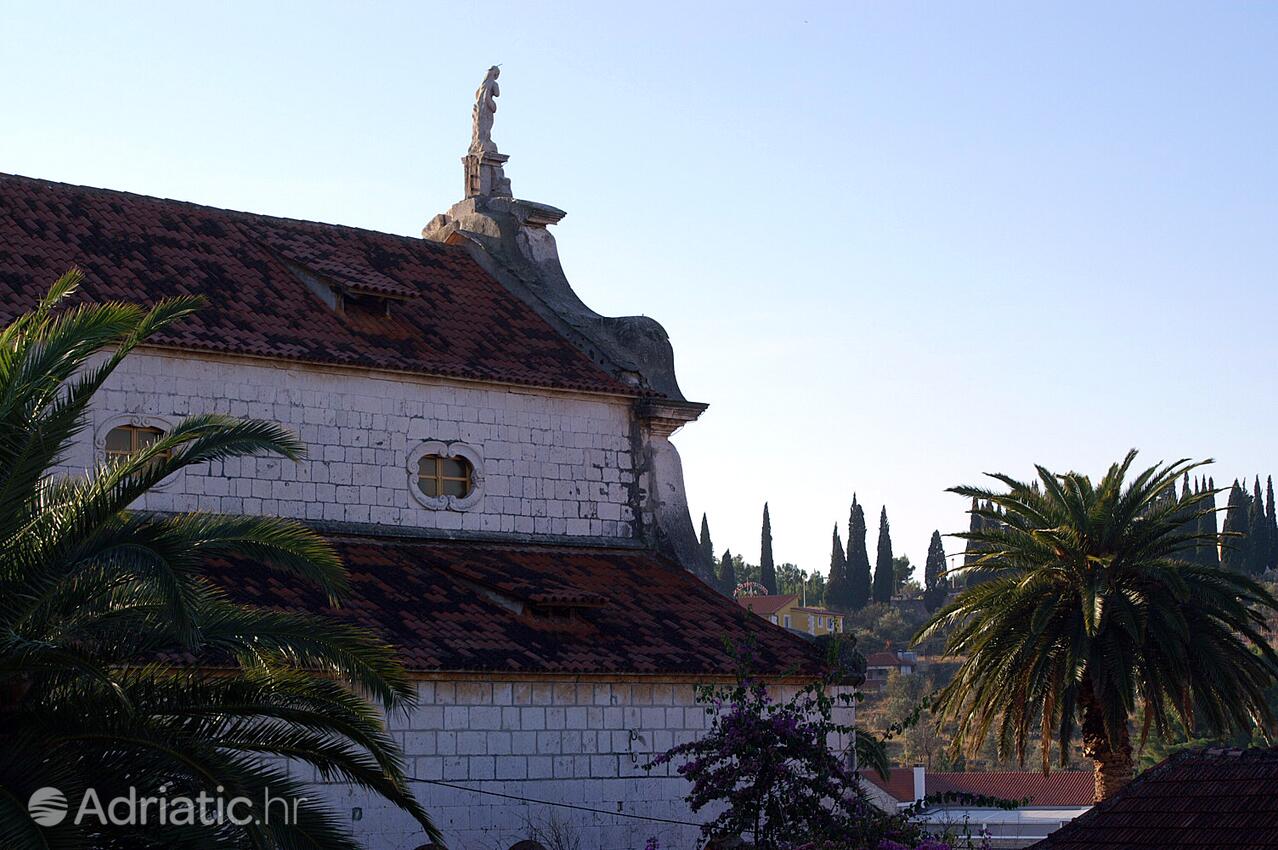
[65,351,639,539]
[286,675,855,850]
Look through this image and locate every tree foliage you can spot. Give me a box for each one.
[718,549,738,595]
[1268,476,1278,572]
[847,496,872,610]
[827,525,849,610]
[700,513,715,575]
[916,451,1278,801]
[761,503,778,594]
[1222,479,1251,571]
[1198,477,1220,568]
[922,530,948,613]
[892,556,915,595]
[872,507,894,604]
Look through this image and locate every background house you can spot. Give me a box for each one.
[861,648,918,694]
[737,593,844,635]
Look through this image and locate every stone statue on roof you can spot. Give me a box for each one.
[471,66,501,154]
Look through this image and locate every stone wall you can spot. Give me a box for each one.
[67,350,639,540]
[293,674,855,850]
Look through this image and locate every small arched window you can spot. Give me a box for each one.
[416,454,473,498]
[104,424,168,462]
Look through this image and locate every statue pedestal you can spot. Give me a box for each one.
[464,150,511,199]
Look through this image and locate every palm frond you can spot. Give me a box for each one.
[0,276,436,849]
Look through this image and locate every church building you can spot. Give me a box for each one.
[0,70,833,849]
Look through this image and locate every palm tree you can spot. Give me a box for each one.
[0,271,440,848]
[914,451,1278,802]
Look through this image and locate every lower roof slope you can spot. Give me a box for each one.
[205,534,823,677]
[1031,746,1278,848]
[867,769,1093,808]
[0,172,631,395]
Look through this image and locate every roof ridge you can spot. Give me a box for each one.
[0,170,463,252]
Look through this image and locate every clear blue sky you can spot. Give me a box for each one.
[4,1,1276,576]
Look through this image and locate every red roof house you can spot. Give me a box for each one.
[864,767,1094,849]
[736,594,845,636]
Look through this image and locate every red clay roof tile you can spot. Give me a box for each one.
[0,172,633,395]
[1031,746,1278,848]
[866,769,1093,808]
[865,651,912,667]
[736,594,798,616]
[205,535,823,676]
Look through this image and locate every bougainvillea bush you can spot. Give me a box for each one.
[645,639,935,850]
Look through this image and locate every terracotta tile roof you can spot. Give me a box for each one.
[795,606,841,617]
[865,651,913,668]
[736,594,798,616]
[1030,746,1278,848]
[863,768,919,803]
[932,772,1093,807]
[205,535,823,676]
[0,173,633,395]
[866,769,1093,808]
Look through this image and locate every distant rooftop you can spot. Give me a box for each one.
[865,650,916,668]
[735,594,798,616]
[867,768,1094,808]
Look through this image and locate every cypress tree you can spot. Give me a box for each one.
[1221,480,1250,571]
[1201,477,1220,568]
[963,497,980,568]
[1172,472,1198,562]
[760,503,777,594]
[965,499,1003,586]
[1248,477,1268,575]
[847,496,872,609]
[872,506,894,604]
[827,525,848,610]
[1185,478,1196,562]
[699,513,715,574]
[1268,476,1278,572]
[718,549,736,596]
[1190,476,1206,565]
[962,496,988,587]
[923,530,948,613]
